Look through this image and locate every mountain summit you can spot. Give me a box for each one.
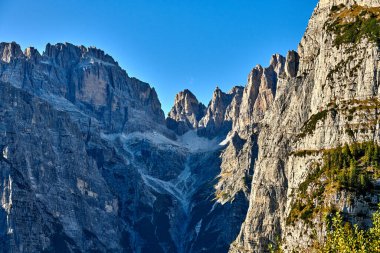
[1,0,380,252]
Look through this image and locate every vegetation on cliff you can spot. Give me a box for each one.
[288,141,380,225]
[319,208,380,252]
[271,206,380,253]
[327,4,380,47]
[298,98,380,139]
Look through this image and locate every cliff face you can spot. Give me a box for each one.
[0,42,174,252]
[212,51,300,207]
[198,86,244,138]
[0,42,248,253]
[230,0,380,252]
[167,89,206,135]
[0,42,165,133]
[1,0,380,252]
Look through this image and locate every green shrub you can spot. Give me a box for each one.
[276,206,380,252]
[321,206,380,252]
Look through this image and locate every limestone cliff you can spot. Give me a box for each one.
[0,42,247,253]
[0,42,165,133]
[167,89,206,135]
[198,86,243,138]
[1,0,380,251]
[213,51,300,206]
[230,0,380,252]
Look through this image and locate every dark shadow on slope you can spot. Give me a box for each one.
[183,151,250,253]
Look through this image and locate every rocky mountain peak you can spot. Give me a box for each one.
[166,89,206,135]
[43,42,82,67]
[235,54,289,137]
[210,86,224,104]
[24,47,41,63]
[167,85,246,137]
[198,87,236,137]
[0,42,166,133]
[270,54,286,76]
[24,47,40,58]
[174,89,199,106]
[84,46,118,65]
[248,65,264,85]
[224,86,244,125]
[228,86,244,95]
[230,0,380,252]
[285,50,299,77]
[43,43,118,68]
[0,42,23,63]
[233,50,300,138]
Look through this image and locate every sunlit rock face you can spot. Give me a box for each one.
[0,42,165,134]
[167,89,206,135]
[1,0,379,252]
[230,0,380,252]
[197,86,242,138]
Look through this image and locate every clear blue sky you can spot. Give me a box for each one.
[0,0,318,114]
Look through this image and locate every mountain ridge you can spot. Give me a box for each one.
[1,0,380,252]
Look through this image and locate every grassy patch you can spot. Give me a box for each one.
[327,5,380,47]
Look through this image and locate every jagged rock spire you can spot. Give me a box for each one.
[0,41,166,132]
[198,87,237,137]
[0,42,23,63]
[166,89,206,135]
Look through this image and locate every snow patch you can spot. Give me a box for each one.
[219,134,233,146]
[172,161,194,212]
[2,146,8,159]
[122,131,178,147]
[79,57,116,69]
[137,157,195,214]
[141,174,180,198]
[195,219,202,236]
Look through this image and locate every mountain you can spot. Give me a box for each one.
[230,0,380,251]
[0,42,251,253]
[166,89,206,135]
[1,0,380,252]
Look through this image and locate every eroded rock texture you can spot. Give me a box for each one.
[1,0,380,252]
[0,42,248,253]
[230,0,380,252]
[167,89,206,135]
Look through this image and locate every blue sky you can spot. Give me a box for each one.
[0,0,318,114]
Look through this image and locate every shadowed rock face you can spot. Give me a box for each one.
[0,41,294,253]
[0,42,249,253]
[1,1,377,252]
